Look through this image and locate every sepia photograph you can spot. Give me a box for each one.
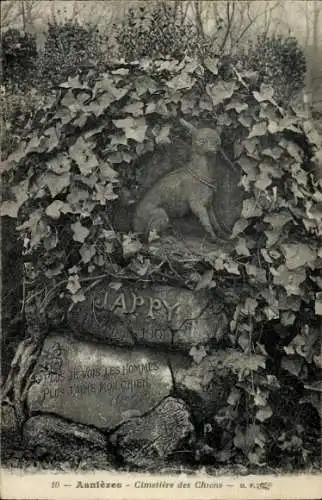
[1,1,322,498]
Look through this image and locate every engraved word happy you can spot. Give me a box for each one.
[93,291,181,321]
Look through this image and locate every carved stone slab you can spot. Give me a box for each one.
[26,333,173,430]
[109,397,194,468]
[67,284,227,351]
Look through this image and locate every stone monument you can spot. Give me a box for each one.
[2,121,244,469]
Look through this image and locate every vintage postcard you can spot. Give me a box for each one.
[1,1,321,499]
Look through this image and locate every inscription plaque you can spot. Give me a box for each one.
[27,333,173,429]
[68,284,227,351]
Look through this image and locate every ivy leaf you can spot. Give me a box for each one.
[54,106,72,124]
[253,84,275,103]
[68,266,80,274]
[189,345,207,364]
[3,140,28,169]
[67,274,81,294]
[226,100,248,113]
[206,80,235,107]
[123,100,144,116]
[263,305,279,320]
[67,188,89,208]
[71,289,86,304]
[235,237,250,256]
[145,101,157,114]
[0,179,29,218]
[255,169,272,190]
[203,57,219,75]
[281,243,316,270]
[223,260,240,275]
[155,125,171,145]
[248,121,267,138]
[243,298,258,315]
[46,200,70,219]
[94,182,118,205]
[99,163,118,181]
[237,155,258,179]
[261,248,273,263]
[238,332,251,352]
[42,126,60,152]
[272,265,306,295]
[281,356,303,377]
[129,258,150,277]
[280,139,303,162]
[69,137,99,175]
[122,235,142,258]
[47,154,71,174]
[84,125,105,140]
[262,146,283,160]
[242,198,263,218]
[238,113,252,129]
[71,221,90,243]
[224,351,266,374]
[231,218,249,238]
[243,137,260,157]
[281,311,296,326]
[45,263,64,278]
[113,117,147,143]
[60,76,85,89]
[227,388,241,406]
[135,75,159,96]
[264,211,292,229]
[278,291,301,311]
[234,424,265,454]
[196,269,215,290]
[247,264,266,283]
[17,209,48,249]
[254,389,269,407]
[167,72,196,91]
[93,77,129,104]
[315,292,322,315]
[42,172,70,198]
[79,243,96,264]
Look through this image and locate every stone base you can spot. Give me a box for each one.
[110,397,195,468]
[23,415,114,468]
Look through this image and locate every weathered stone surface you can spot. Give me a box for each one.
[68,283,227,351]
[109,397,194,468]
[26,333,173,429]
[23,415,114,467]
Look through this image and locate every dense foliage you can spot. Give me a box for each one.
[116,10,306,104]
[239,34,307,103]
[114,4,218,61]
[38,19,110,88]
[1,56,321,469]
[1,20,110,158]
[1,28,38,89]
